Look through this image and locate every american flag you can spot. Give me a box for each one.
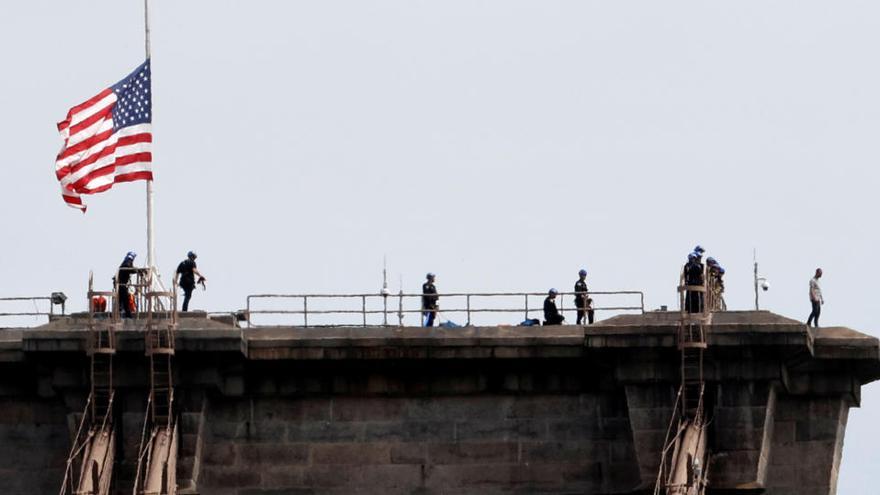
[55,60,153,211]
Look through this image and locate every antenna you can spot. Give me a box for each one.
[754,249,759,310]
[381,256,389,296]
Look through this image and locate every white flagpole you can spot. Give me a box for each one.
[144,0,157,279]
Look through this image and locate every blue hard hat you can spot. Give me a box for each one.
[125,251,137,259]
[187,251,197,259]
[549,288,558,295]
[718,267,726,274]
[426,272,435,279]
[578,269,587,277]
[706,257,716,264]
[694,245,705,253]
[687,253,697,260]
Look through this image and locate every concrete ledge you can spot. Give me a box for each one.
[812,326,880,360]
[243,326,586,360]
[4,312,878,382]
[1,311,878,494]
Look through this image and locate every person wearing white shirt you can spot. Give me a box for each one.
[807,268,824,327]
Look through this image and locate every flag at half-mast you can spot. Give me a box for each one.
[55,60,153,211]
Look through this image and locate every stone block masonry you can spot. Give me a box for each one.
[0,310,877,494]
[199,392,639,494]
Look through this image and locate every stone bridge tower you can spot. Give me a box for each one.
[0,310,877,494]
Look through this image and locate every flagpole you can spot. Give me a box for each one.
[144,0,156,279]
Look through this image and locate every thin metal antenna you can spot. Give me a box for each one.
[382,256,389,295]
[754,249,759,310]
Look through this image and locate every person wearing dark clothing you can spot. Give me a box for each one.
[807,268,824,327]
[682,253,695,312]
[693,251,706,312]
[422,273,438,327]
[544,288,565,325]
[684,253,705,313]
[176,251,206,312]
[574,269,594,325]
[117,251,137,318]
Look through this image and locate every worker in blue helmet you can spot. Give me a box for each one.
[574,269,594,325]
[116,251,137,318]
[422,273,438,327]
[543,288,565,326]
[694,245,705,255]
[176,251,206,312]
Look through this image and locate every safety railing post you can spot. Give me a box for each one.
[640,292,645,314]
[398,291,403,327]
[246,296,251,328]
[303,296,308,328]
[524,294,529,320]
[362,295,367,327]
[383,294,388,326]
[113,280,120,322]
[466,295,471,326]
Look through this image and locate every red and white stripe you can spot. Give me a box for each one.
[55,88,152,212]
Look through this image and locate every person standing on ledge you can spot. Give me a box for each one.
[544,288,565,325]
[692,250,706,313]
[177,251,206,312]
[683,253,703,313]
[807,268,824,327]
[574,269,594,325]
[422,273,438,327]
[116,251,137,318]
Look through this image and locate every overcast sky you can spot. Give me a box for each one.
[1,1,878,491]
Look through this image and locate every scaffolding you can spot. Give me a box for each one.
[133,280,178,495]
[59,270,179,495]
[653,263,723,495]
[59,274,119,495]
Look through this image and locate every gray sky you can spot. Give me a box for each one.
[2,0,878,490]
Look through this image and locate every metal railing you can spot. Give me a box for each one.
[245,290,644,328]
[0,296,53,317]
[0,295,66,326]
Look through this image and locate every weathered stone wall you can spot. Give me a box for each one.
[0,395,69,494]
[199,393,640,494]
[710,381,777,489]
[0,311,877,494]
[765,396,850,495]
